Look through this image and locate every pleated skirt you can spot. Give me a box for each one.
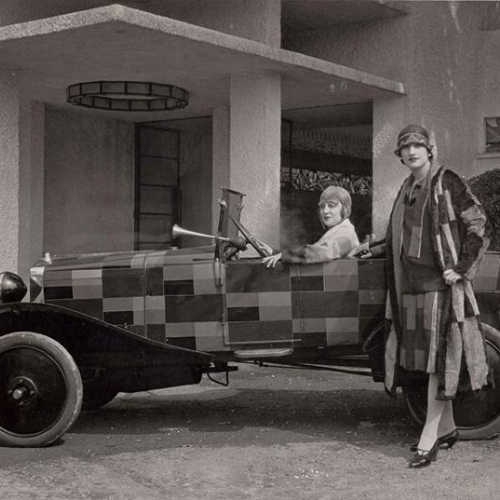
[399,290,447,373]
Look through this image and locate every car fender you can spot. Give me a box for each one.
[0,301,213,368]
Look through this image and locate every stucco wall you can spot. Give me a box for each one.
[2,0,494,249]
[474,31,500,173]
[285,2,487,237]
[285,14,407,240]
[157,0,281,46]
[372,1,485,236]
[44,107,135,254]
[283,15,408,82]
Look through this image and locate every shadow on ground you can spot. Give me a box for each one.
[0,368,420,465]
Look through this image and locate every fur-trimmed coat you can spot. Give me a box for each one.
[378,164,490,400]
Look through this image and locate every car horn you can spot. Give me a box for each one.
[172,224,247,251]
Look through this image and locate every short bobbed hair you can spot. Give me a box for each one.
[318,185,352,220]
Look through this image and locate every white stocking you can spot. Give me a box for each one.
[417,373,448,451]
[437,400,455,436]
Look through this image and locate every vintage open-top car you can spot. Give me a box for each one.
[1,188,500,447]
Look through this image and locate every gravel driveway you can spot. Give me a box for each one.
[1,363,499,500]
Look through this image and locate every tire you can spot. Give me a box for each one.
[404,323,500,440]
[0,332,83,447]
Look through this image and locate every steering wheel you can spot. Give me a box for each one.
[229,216,268,257]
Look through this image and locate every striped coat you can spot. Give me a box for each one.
[384,164,490,400]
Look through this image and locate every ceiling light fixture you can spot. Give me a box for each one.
[66,81,189,112]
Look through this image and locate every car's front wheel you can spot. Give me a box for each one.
[404,323,500,440]
[0,332,83,447]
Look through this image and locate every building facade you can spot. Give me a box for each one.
[0,0,498,284]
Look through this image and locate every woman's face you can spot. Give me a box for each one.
[399,143,430,171]
[319,199,343,228]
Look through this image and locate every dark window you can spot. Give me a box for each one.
[485,118,500,153]
[135,126,180,250]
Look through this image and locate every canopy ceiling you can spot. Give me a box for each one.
[0,4,405,121]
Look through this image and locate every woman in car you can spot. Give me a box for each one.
[262,185,359,267]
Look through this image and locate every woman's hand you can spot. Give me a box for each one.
[255,240,274,257]
[348,242,372,259]
[262,252,282,268]
[348,234,379,259]
[443,269,463,286]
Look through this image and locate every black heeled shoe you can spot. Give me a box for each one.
[409,429,459,452]
[408,441,439,469]
[438,429,460,449]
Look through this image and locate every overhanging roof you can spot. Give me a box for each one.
[0,4,405,121]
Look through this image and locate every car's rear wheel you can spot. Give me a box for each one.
[404,323,500,440]
[0,332,83,447]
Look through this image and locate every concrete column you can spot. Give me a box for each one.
[372,98,407,238]
[212,105,230,233]
[0,69,21,275]
[229,71,281,248]
[18,100,45,282]
[0,69,44,284]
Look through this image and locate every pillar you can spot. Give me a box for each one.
[18,100,45,282]
[0,69,21,275]
[229,71,281,248]
[212,105,230,233]
[0,68,44,284]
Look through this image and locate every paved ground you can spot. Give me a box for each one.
[1,363,500,500]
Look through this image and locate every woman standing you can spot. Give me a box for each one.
[262,185,359,267]
[367,125,490,468]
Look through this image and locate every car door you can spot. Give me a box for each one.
[292,258,386,351]
[144,248,227,352]
[223,259,296,349]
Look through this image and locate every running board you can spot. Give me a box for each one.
[234,348,293,359]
